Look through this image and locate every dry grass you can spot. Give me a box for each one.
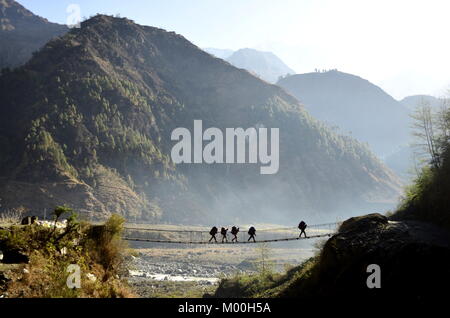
[0,207,27,225]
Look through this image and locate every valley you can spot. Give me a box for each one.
[126,238,321,297]
[0,0,449,303]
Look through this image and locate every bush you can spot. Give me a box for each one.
[85,214,126,279]
[394,147,450,229]
[0,210,132,298]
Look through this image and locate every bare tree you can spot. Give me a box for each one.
[435,98,450,153]
[411,101,440,169]
[411,95,450,170]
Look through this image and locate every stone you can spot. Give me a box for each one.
[86,273,97,282]
[0,271,11,284]
[60,247,68,256]
[339,213,388,233]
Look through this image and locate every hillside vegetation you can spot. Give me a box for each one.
[0,210,132,297]
[392,101,450,229]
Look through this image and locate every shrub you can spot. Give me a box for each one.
[85,214,126,279]
[0,210,132,298]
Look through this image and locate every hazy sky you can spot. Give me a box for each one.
[18,0,450,100]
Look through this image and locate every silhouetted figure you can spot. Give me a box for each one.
[221,227,229,243]
[209,226,218,243]
[298,221,307,238]
[231,226,240,242]
[248,226,256,242]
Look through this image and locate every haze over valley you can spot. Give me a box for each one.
[1,0,450,301]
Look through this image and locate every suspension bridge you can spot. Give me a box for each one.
[122,222,340,244]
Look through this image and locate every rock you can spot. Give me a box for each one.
[339,213,388,233]
[86,273,97,282]
[22,268,29,275]
[0,271,11,284]
[297,214,450,299]
[60,247,68,256]
[0,250,3,262]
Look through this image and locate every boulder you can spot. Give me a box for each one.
[304,214,450,299]
[338,213,388,233]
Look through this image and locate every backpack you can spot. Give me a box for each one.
[299,221,307,230]
[210,227,217,235]
[248,227,255,235]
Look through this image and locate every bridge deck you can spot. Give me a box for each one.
[122,233,333,244]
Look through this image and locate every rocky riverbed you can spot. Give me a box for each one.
[124,244,318,297]
[125,252,256,297]
[126,253,254,284]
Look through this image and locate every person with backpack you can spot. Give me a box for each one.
[248,226,256,242]
[220,227,229,243]
[298,221,307,238]
[209,226,218,243]
[231,226,240,242]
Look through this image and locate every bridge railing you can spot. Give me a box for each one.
[122,222,340,244]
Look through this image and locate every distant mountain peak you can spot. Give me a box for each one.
[1,0,58,31]
[0,14,401,223]
[222,48,295,83]
[0,0,68,69]
[203,48,234,60]
[277,70,411,157]
[399,94,446,111]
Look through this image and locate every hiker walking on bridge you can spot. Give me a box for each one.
[298,221,307,238]
[209,226,218,243]
[221,227,229,243]
[248,226,256,242]
[231,226,240,242]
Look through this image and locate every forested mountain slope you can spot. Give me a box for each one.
[0,15,402,223]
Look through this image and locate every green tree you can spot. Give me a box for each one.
[53,206,73,228]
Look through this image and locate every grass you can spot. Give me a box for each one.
[212,257,319,298]
[131,280,217,298]
[0,207,26,225]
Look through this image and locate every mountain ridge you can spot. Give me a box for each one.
[226,48,295,83]
[277,70,411,158]
[0,14,402,224]
[0,0,68,70]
